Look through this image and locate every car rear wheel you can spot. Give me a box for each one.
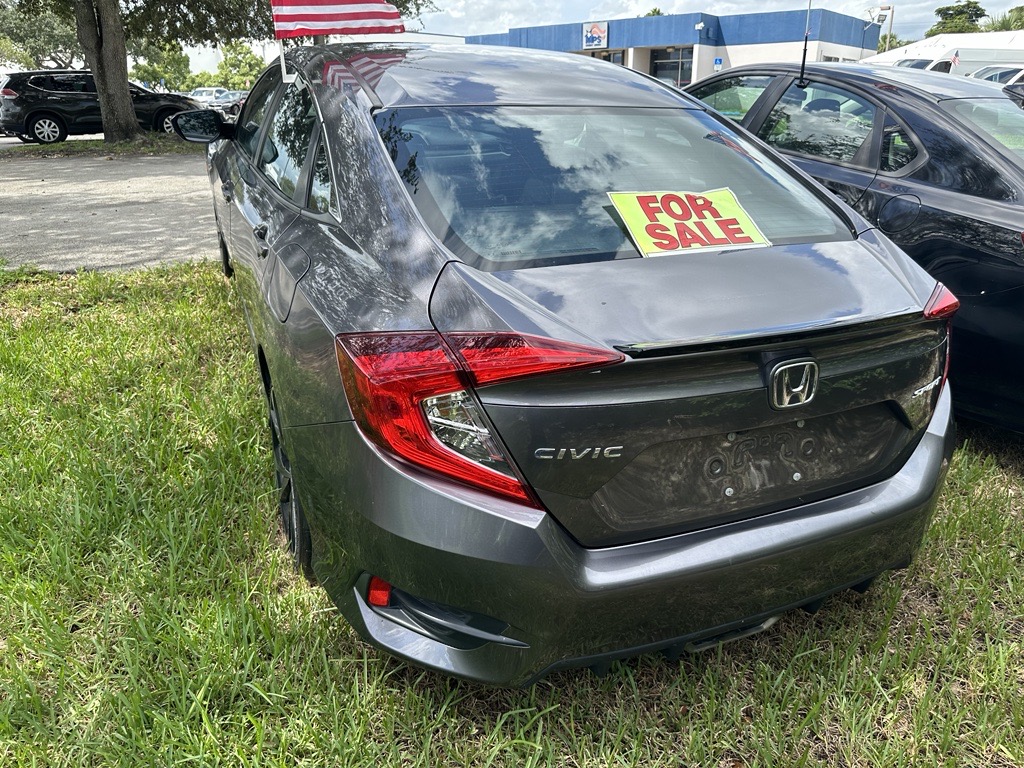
[268,386,314,581]
[156,109,177,134]
[15,134,36,143]
[29,114,66,144]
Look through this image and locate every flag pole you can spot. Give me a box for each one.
[279,40,297,84]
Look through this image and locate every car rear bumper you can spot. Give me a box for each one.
[291,385,955,686]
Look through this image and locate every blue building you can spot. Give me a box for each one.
[467,9,880,86]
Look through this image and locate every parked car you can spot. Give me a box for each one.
[966,64,1024,84]
[0,70,201,143]
[187,86,230,104]
[688,63,1024,433]
[966,64,1024,81]
[174,44,955,686]
[210,90,248,118]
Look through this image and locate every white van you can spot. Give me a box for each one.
[863,31,1024,76]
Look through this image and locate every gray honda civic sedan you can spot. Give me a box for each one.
[174,43,957,686]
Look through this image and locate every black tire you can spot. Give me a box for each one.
[268,387,314,581]
[218,233,233,278]
[155,109,178,135]
[28,114,67,144]
[15,133,36,143]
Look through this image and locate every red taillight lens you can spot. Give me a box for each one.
[924,282,958,390]
[0,88,17,98]
[335,331,622,506]
[923,282,959,319]
[444,332,626,387]
[367,576,392,607]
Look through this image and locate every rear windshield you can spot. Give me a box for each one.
[943,98,1024,159]
[375,106,848,271]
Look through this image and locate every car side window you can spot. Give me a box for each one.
[235,68,281,159]
[880,114,919,174]
[307,141,335,214]
[48,74,93,93]
[689,76,774,121]
[28,75,54,91]
[260,79,317,199]
[757,81,877,167]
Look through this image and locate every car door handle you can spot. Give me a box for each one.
[221,181,234,202]
[253,223,269,259]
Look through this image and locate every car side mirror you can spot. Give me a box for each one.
[171,109,235,143]
[1003,84,1024,108]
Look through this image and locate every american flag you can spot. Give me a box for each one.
[950,50,960,66]
[271,0,405,39]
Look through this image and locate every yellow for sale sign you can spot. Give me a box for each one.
[608,188,771,257]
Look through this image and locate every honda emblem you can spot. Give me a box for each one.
[769,359,819,410]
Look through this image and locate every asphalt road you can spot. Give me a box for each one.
[0,138,218,271]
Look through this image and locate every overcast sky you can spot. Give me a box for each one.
[415,0,1020,41]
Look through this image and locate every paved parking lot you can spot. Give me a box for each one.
[0,141,217,271]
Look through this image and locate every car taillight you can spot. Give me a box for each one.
[335,331,623,506]
[923,282,959,389]
[0,88,17,98]
[923,282,959,319]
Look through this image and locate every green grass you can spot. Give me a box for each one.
[1,263,1022,767]
[0,134,204,160]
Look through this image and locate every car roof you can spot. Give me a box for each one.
[697,62,1012,102]
[296,43,696,109]
[12,69,91,76]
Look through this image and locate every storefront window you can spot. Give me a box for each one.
[651,48,693,88]
[591,50,625,65]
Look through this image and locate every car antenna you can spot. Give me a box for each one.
[797,0,812,88]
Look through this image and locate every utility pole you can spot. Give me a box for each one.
[880,4,895,51]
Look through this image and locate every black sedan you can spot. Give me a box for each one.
[688,63,1024,433]
[173,44,954,685]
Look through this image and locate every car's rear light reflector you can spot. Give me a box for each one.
[367,576,392,607]
[0,88,17,98]
[923,282,959,319]
[444,332,626,387]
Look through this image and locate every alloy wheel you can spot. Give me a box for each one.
[31,117,62,143]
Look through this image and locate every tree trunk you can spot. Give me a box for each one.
[72,0,140,142]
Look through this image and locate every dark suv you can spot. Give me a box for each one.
[0,70,201,143]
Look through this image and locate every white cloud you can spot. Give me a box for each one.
[418,0,1020,43]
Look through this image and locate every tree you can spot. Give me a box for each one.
[877,33,916,51]
[925,0,987,36]
[982,5,1024,29]
[129,43,191,91]
[643,8,664,16]
[71,0,139,141]
[214,42,266,90]
[0,0,82,68]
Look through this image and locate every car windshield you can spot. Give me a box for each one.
[943,98,1024,159]
[376,106,848,271]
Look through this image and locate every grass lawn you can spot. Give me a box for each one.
[1,263,1022,767]
[0,134,205,160]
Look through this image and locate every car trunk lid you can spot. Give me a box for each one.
[430,242,948,547]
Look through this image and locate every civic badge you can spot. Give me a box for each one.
[768,359,819,410]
